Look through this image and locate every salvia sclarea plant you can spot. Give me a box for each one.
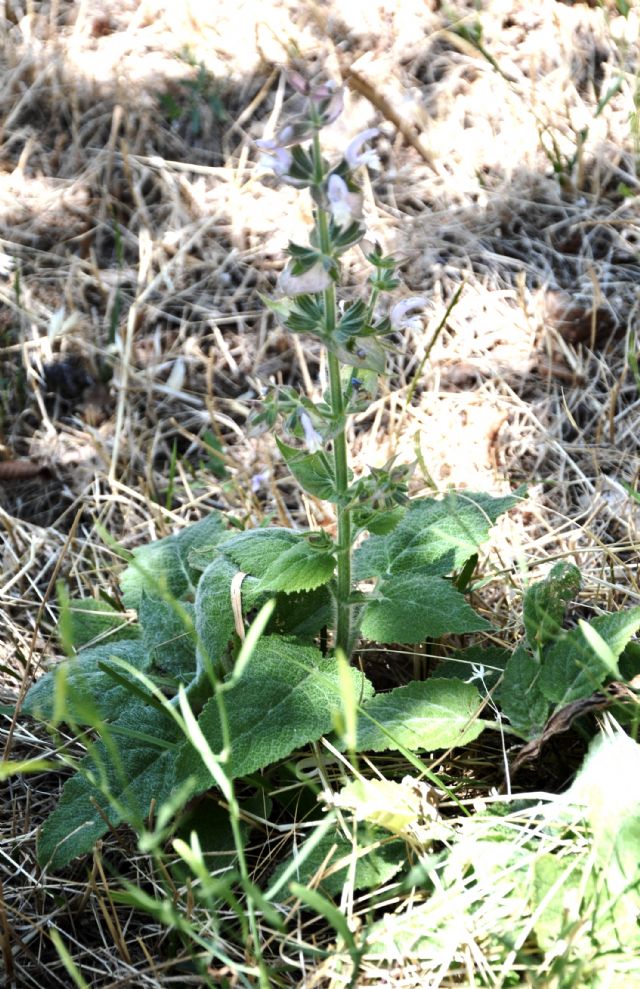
[20,73,640,887]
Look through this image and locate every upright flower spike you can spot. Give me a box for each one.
[345,128,381,170]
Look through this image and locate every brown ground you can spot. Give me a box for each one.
[1,0,640,985]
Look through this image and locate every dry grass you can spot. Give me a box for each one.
[1,0,640,984]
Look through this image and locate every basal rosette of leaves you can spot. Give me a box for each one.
[21,484,516,870]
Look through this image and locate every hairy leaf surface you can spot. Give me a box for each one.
[140,593,196,681]
[66,598,138,649]
[360,574,490,644]
[539,608,640,706]
[219,528,299,576]
[178,637,374,785]
[354,490,519,581]
[120,513,228,608]
[22,640,151,724]
[37,705,182,870]
[257,541,335,593]
[276,438,337,501]
[353,678,488,752]
[523,562,581,655]
[497,645,549,738]
[195,557,259,673]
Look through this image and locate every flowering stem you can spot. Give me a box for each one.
[312,131,353,656]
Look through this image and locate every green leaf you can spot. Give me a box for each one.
[354,490,519,581]
[257,541,335,594]
[360,574,490,644]
[140,593,197,681]
[178,637,374,786]
[523,563,581,655]
[22,640,151,724]
[269,586,332,639]
[220,528,299,576]
[271,825,405,897]
[194,557,251,674]
[539,608,640,707]
[276,438,337,501]
[532,854,588,951]
[65,598,138,649]
[120,512,228,608]
[353,678,488,752]
[329,335,387,374]
[497,644,549,737]
[38,705,182,870]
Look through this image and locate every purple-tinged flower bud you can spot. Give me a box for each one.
[278,262,332,297]
[288,70,309,95]
[299,411,323,453]
[390,297,429,332]
[312,83,344,125]
[345,129,380,170]
[327,174,362,229]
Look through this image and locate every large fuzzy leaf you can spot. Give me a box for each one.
[221,527,335,594]
[523,562,581,656]
[194,557,259,673]
[353,678,488,753]
[120,512,228,608]
[270,824,406,897]
[65,598,138,649]
[139,593,197,681]
[497,645,549,738]
[219,528,299,576]
[22,640,151,725]
[178,636,374,786]
[354,490,519,581]
[360,574,490,644]
[37,705,182,870]
[539,608,640,706]
[257,542,335,594]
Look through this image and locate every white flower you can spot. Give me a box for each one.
[390,297,429,332]
[278,262,332,297]
[345,128,380,170]
[327,174,362,229]
[299,411,323,453]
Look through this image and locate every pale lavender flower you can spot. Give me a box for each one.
[278,262,332,297]
[256,125,296,177]
[390,297,429,332]
[327,174,362,229]
[299,411,323,453]
[251,470,269,493]
[345,128,380,170]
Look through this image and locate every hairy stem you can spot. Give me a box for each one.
[312,131,353,656]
